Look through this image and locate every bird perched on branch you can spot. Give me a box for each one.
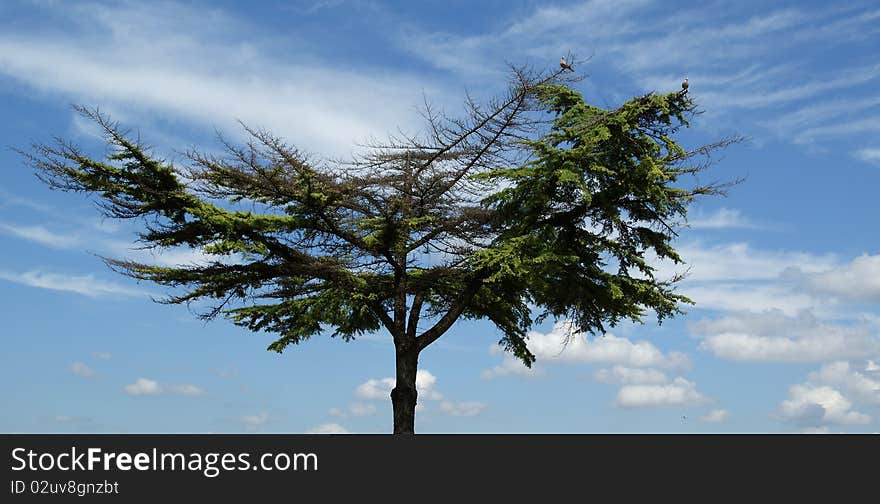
[681,77,689,93]
[560,56,574,72]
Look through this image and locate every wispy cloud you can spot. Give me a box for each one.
[0,1,436,156]
[0,223,82,248]
[855,147,880,164]
[686,208,761,230]
[0,270,145,298]
[402,1,880,152]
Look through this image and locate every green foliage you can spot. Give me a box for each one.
[22,76,733,367]
[468,87,721,365]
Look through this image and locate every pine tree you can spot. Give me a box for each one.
[21,65,738,433]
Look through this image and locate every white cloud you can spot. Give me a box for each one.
[306,423,350,434]
[700,409,729,423]
[124,378,161,396]
[438,401,487,417]
[692,310,880,363]
[481,348,542,380]
[616,377,707,408]
[680,284,816,316]
[855,147,880,163]
[867,360,880,373]
[123,378,205,396]
[524,321,690,370]
[0,223,81,249]
[69,362,96,377]
[92,352,112,360]
[777,384,870,427]
[354,377,395,400]
[0,270,145,298]
[415,370,443,400]
[401,0,880,152]
[810,361,880,405]
[795,254,880,303]
[594,366,668,385]
[0,218,222,268]
[354,369,443,401]
[658,242,838,283]
[687,208,758,230]
[0,1,432,156]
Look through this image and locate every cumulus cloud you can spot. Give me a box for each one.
[615,377,707,408]
[520,321,690,370]
[481,348,542,380]
[354,370,443,401]
[810,361,880,405]
[123,378,205,396]
[124,378,161,396]
[777,384,870,427]
[306,423,350,434]
[353,377,395,400]
[700,409,729,423]
[691,310,880,363]
[793,254,880,303]
[594,366,668,385]
[347,369,484,421]
[69,362,96,377]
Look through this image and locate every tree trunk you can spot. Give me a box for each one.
[391,345,418,434]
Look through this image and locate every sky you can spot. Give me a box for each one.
[1,0,879,434]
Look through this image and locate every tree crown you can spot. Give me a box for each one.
[22,66,737,366]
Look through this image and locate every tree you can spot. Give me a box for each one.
[21,64,738,434]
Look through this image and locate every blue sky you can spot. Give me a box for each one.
[1,0,879,433]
